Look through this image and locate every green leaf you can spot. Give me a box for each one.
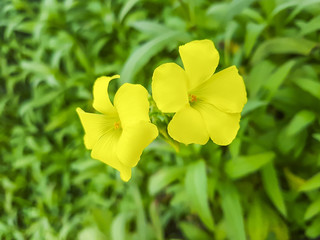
[185,160,214,231]
[241,100,268,116]
[267,208,289,240]
[304,196,320,221]
[119,0,140,22]
[91,208,112,236]
[286,0,320,23]
[149,201,164,240]
[78,227,106,240]
[75,45,92,73]
[224,21,238,66]
[225,151,275,179]
[20,61,53,76]
[259,0,275,17]
[313,133,320,142]
[247,197,269,240]
[271,1,297,17]
[284,168,306,191]
[148,166,185,196]
[298,15,320,36]
[261,163,287,217]
[251,38,317,63]
[247,60,275,98]
[130,21,170,36]
[218,182,246,240]
[286,110,315,136]
[292,78,320,100]
[120,30,190,83]
[306,216,320,238]
[15,20,36,34]
[299,172,320,192]
[111,213,131,240]
[179,222,211,240]
[263,60,296,99]
[244,22,265,56]
[207,0,256,22]
[131,186,147,240]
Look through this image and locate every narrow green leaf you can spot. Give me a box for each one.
[224,21,238,66]
[219,182,246,240]
[131,186,147,240]
[304,196,320,221]
[180,221,211,240]
[251,38,317,63]
[91,209,112,236]
[119,0,140,22]
[313,133,320,142]
[299,172,320,192]
[228,0,257,18]
[75,45,92,73]
[242,8,265,23]
[284,168,306,191]
[225,151,275,179]
[261,163,287,217]
[286,110,315,136]
[247,60,275,98]
[185,160,214,231]
[130,21,170,36]
[271,0,297,17]
[292,78,320,100]
[78,227,106,240]
[247,197,269,240]
[120,31,190,83]
[111,213,130,240]
[244,22,265,56]
[148,166,185,196]
[287,0,320,23]
[264,60,295,99]
[206,3,229,22]
[149,201,164,240]
[259,0,275,17]
[20,61,53,76]
[298,15,320,36]
[15,21,36,34]
[267,208,289,240]
[306,216,320,238]
[241,100,268,116]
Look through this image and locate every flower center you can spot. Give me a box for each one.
[114,121,121,130]
[189,94,197,103]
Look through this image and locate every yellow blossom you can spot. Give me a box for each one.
[152,40,247,146]
[76,75,158,181]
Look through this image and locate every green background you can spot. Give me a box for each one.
[1,0,320,239]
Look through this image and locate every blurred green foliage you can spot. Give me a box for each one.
[1,0,320,239]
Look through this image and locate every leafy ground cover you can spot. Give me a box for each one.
[1,0,320,239]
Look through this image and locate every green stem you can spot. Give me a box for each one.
[148,95,180,152]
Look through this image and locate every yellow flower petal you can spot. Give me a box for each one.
[76,107,117,149]
[117,122,158,168]
[120,168,132,182]
[91,129,132,182]
[152,63,189,113]
[114,83,150,128]
[195,102,241,146]
[93,75,119,114]
[168,105,209,145]
[192,66,247,113]
[179,39,219,90]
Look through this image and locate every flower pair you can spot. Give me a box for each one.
[77,40,247,181]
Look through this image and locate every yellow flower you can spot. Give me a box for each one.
[76,75,158,181]
[152,40,247,146]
